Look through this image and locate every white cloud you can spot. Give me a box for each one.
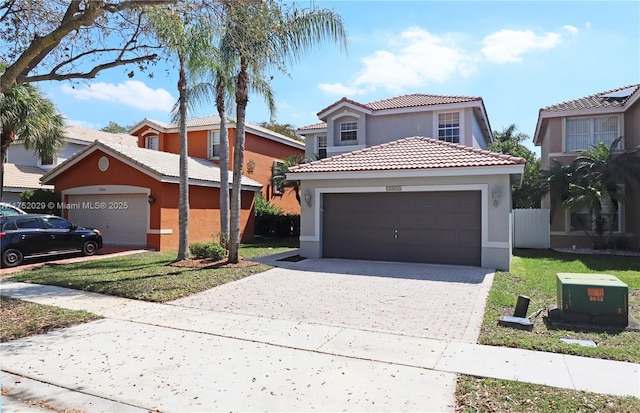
[481,29,562,64]
[60,80,175,112]
[354,27,475,92]
[64,118,99,129]
[318,82,369,96]
[563,25,579,35]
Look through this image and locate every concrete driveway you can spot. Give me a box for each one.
[172,254,494,343]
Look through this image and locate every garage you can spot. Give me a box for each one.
[67,193,148,246]
[288,137,526,270]
[322,191,481,266]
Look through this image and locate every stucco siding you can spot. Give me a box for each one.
[366,112,434,146]
[625,100,640,149]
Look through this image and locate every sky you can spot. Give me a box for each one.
[39,1,640,154]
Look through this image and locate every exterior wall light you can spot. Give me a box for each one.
[148,194,155,204]
[304,191,312,207]
[492,189,500,207]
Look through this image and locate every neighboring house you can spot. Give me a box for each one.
[2,164,53,203]
[291,94,525,271]
[297,93,493,160]
[2,125,137,203]
[534,84,640,249]
[41,140,261,250]
[129,115,305,214]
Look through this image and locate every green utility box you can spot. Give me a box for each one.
[557,273,628,326]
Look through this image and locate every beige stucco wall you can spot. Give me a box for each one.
[297,173,515,270]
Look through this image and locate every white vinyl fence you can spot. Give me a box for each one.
[513,209,550,249]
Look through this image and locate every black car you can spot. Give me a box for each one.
[0,214,103,267]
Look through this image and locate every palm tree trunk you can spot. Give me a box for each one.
[228,58,249,263]
[177,55,190,261]
[216,81,230,248]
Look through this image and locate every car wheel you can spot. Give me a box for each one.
[82,240,98,256]
[2,249,24,267]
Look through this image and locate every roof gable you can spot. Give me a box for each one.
[288,137,525,174]
[129,115,304,149]
[41,140,262,190]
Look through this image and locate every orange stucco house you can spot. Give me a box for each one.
[41,141,262,251]
[129,115,305,214]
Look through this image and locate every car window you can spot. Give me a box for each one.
[0,206,22,216]
[1,220,18,231]
[15,217,44,229]
[42,217,74,230]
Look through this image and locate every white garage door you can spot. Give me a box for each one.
[67,193,148,246]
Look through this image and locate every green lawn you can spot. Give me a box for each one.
[0,296,100,342]
[478,249,640,363]
[456,376,640,412]
[5,238,298,302]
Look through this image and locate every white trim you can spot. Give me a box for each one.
[318,102,372,119]
[61,185,150,196]
[329,111,361,121]
[141,129,161,137]
[325,144,365,155]
[148,229,173,235]
[289,164,525,181]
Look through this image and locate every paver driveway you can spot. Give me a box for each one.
[172,255,494,342]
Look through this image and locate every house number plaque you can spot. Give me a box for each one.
[386,185,402,192]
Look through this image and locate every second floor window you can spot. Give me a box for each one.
[340,122,358,142]
[318,135,327,159]
[565,116,620,152]
[209,131,221,158]
[438,112,460,143]
[39,153,54,166]
[145,136,159,151]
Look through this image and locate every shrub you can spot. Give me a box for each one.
[254,197,300,237]
[19,189,60,215]
[189,242,226,260]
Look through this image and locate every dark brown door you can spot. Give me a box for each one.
[322,191,481,266]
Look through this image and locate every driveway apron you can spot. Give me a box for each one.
[172,257,493,342]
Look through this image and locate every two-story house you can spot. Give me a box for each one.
[534,84,640,250]
[2,126,137,204]
[129,115,305,214]
[290,94,525,271]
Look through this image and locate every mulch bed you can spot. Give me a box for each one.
[169,257,259,269]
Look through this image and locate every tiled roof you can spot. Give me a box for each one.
[288,137,525,174]
[541,84,640,112]
[3,164,52,190]
[365,94,481,110]
[65,125,138,146]
[42,140,262,189]
[316,93,482,116]
[297,122,327,131]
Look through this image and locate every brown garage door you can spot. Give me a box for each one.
[322,191,481,266]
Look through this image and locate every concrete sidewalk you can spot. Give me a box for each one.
[1,280,639,412]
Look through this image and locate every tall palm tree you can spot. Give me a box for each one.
[223,0,347,263]
[148,7,213,261]
[0,79,65,200]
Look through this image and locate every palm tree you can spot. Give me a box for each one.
[271,154,308,205]
[223,0,347,263]
[0,79,65,200]
[148,7,214,261]
[571,136,640,247]
[541,136,640,249]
